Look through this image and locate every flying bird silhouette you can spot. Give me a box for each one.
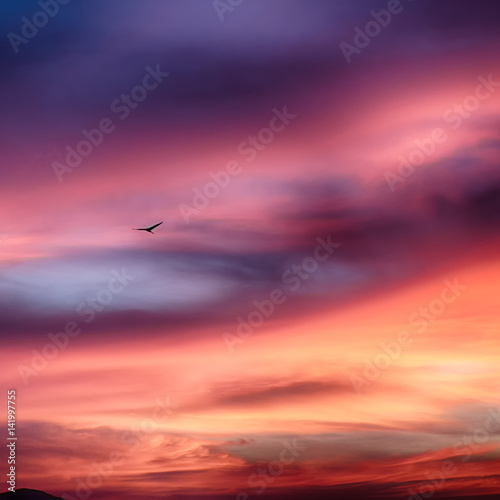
[133,222,163,234]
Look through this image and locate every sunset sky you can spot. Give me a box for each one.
[1,1,500,499]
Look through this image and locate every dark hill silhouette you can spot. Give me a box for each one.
[2,487,500,500]
[0,489,62,500]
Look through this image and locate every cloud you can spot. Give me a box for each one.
[3,150,500,343]
[211,380,350,408]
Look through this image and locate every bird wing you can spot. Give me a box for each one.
[147,222,163,231]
